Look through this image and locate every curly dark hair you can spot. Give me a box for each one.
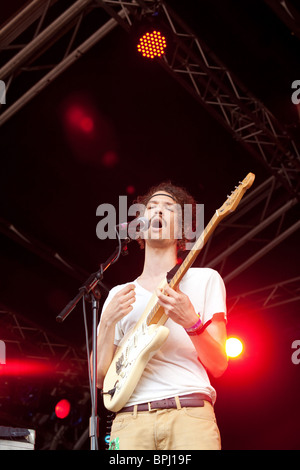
[134,181,197,251]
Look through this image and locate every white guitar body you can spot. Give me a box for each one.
[104,278,170,412]
[103,173,255,412]
[103,322,169,412]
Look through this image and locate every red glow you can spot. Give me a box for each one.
[101,150,119,168]
[137,30,167,59]
[126,185,136,195]
[66,105,94,134]
[61,93,121,166]
[80,116,94,133]
[0,360,55,376]
[55,399,71,419]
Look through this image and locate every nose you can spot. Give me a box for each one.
[153,206,163,217]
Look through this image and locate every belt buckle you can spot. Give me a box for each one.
[148,402,158,412]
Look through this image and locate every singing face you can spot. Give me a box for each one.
[143,192,182,247]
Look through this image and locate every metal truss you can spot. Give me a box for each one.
[155,2,300,200]
[0,307,93,449]
[0,216,110,294]
[264,0,300,42]
[197,175,300,283]
[1,0,300,199]
[0,307,88,383]
[227,276,300,314]
[0,2,299,308]
[0,0,131,124]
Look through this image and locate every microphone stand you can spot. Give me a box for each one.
[56,236,131,450]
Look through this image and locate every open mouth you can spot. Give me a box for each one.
[151,218,163,229]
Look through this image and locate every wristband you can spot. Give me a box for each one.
[186,318,212,336]
[184,315,202,334]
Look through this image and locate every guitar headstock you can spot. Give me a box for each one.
[217,172,255,219]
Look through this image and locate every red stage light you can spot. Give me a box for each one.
[126,185,135,195]
[226,337,244,358]
[101,150,119,168]
[79,116,94,133]
[55,399,71,419]
[0,360,55,376]
[66,105,94,134]
[137,30,167,58]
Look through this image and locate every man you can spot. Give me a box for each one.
[96,182,227,450]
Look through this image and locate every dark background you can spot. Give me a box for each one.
[0,0,300,450]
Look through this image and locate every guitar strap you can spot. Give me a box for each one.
[166,251,189,283]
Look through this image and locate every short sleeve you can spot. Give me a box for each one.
[202,269,227,325]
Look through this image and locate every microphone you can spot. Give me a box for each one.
[116,216,150,238]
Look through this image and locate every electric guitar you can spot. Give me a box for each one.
[103,173,255,411]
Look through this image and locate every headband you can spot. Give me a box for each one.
[148,192,177,202]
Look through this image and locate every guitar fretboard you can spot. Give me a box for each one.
[146,211,220,326]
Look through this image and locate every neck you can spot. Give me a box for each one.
[140,242,177,281]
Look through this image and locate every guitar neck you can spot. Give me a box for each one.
[146,211,220,326]
[169,211,219,289]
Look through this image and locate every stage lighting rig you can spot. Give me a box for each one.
[132,7,169,60]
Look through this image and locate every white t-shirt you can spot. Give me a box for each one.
[100,267,226,406]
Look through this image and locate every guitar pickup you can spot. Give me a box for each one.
[115,353,124,374]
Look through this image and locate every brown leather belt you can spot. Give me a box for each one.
[119,393,212,413]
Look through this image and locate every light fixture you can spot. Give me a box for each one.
[137,29,167,59]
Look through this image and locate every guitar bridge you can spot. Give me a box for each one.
[102,386,116,398]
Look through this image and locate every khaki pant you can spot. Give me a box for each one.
[108,400,221,450]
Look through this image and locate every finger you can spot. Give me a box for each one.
[121,304,134,317]
[118,285,136,302]
[156,289,175,307]
[122,290,136,302]
[123,296,136,308]
[120,284,136,294]
[163,285,179,298]
[173,284,182,294]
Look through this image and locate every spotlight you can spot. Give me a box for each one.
[55,399,71,419]
[133,8,169,60]
[137,30,167,59]
[226,337,244,358]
